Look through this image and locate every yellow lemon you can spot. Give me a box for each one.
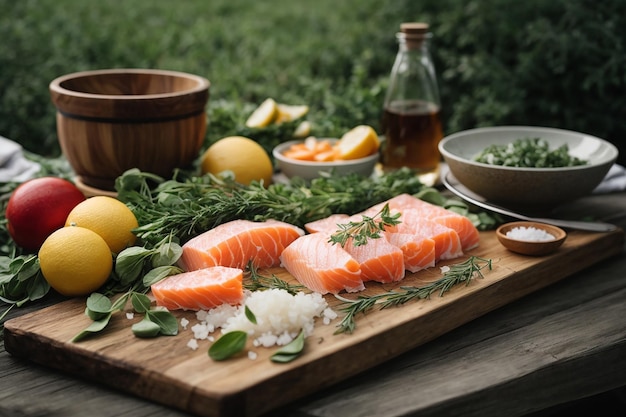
[201,136,274,186]
[293,120,312,138]
[335,125,380,160]
[39,226,113,297]
[275,103,309,124]
[245,98,278,128]
[65,196,139,254]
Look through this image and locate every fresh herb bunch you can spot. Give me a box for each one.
[334,256,493,334]
[115,167,427,247]
[473,137,588,168]
[329,203,401,247]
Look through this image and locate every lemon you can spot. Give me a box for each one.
[335,125,380,160]
[201,136,274,186]
[245,98,278,128]
[293,120,312,138]
[39,226,113,297]
[65,196,139,254]
[275,103,309,124]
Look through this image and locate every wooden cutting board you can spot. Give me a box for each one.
[4,228,624,417]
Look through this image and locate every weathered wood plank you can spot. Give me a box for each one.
[3,227,624,417]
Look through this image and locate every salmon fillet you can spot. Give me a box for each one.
[280,233,364,294]
[179,219,305,271]
[304,214,350,234]
[384,231,436,273]
[343,236,405,283]
[151,266,243,311]
[395,211,464,261]
[366,194,480,251]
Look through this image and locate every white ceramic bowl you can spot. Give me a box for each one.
[273,139,379,180]
[438,126,618,212]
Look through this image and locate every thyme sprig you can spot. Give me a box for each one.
[334,256,492,334]
[243,261,304,295]
[329,203,401,247]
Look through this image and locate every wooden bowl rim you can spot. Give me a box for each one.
[49,68,210,100]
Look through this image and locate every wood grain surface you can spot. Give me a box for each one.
[3,228,624,417]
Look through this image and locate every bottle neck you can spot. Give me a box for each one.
[396,31,431,51]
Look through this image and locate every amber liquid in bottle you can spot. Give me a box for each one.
[382,99,443,173]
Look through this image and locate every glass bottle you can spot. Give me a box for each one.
[381,22,443,186]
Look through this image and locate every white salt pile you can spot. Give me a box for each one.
[506,226,555,242]
[183,288,337,350]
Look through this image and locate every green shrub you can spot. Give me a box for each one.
[0,0,623,164]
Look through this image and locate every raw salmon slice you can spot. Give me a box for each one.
[304,214,350,234]
[384,232,436,273]
[367,194,479,251]
[280,233,364,294]
[179,219,305,271]
[343,236,405,283]
[151,266,243,311]
[396,211,464,261]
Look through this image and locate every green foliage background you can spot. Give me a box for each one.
[1,0,624,164]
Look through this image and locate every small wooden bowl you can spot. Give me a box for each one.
[50,69,210,191]
[496,221,567,256]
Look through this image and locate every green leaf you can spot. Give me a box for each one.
[131,292,152,314]
[244,305,257,324]
[146,309,179,336]
[86,293,113,314]
[270,330,305,363]
[132,316,161,338]
[114,246,153,284]
[151,240,183,267]
[142,265,182,288]
[72,313,112,342]
[209,331,247,361]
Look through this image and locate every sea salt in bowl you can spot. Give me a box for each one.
[273,139,379,181]
[439,126,619,212]
[496,221,567,256]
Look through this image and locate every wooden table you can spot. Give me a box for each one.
[1,191,625,417]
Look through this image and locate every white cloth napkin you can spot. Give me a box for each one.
[593,163,626,194]
[0,135,40,183]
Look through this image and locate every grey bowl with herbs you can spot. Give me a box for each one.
[438,126,619,212]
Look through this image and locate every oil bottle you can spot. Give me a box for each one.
[381,22,443,186]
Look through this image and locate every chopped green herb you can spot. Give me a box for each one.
[474,137,588,167]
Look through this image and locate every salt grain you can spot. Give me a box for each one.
[187,339,199,350]
[506,226,555,242]
[126,312,134,320]
[185,288,336,351]
[180,317,189,330]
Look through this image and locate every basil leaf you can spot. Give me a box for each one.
[209,331,247,361]
[86,293,113,314]
[131,292,152,314]
[270,330,305,363]
[142,265,182,287]
[244,305,257,324]
[151,241,183,267]
[72,313,112,342]
[146,310,178,336]
[132,316,161,338]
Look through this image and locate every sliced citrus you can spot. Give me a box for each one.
[275,103,309,124]
[335,125,380,160]
[245,98,278,128]
[293,120,312,138]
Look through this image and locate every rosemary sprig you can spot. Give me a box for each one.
[334,256,492,334]
[328,203,401,247]
[243,261,305,295]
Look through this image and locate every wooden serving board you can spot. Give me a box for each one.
[4,228,624,417]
